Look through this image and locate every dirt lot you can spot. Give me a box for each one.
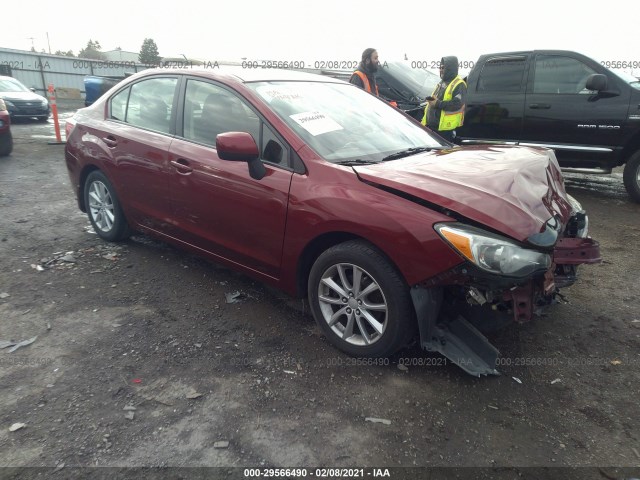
[0,106,639,477]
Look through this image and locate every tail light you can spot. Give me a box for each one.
[0,98,7,111]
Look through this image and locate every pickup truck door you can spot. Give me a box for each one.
[458,55,529,143]
[521,53,629,170]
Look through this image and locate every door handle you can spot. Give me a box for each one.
[102,136,117,148]
[529,104,551,109]
[170,159,193,174]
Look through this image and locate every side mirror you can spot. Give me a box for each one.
[29,87,37,93]
[216,132,266,180]
[586,74,607,91]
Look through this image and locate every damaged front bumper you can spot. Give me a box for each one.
[413,230,601,377]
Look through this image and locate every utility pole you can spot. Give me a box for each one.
[46,32,51,54]
[27,37,35,50]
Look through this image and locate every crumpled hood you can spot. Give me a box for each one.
[354,145,573,243]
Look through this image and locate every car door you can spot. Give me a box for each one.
[457,55,528,143]
[521,53,629,169]
[105,76,179,231]
[168,78,293,278]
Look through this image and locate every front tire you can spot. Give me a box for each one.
[84,170,130,241]
[623,151,640,203]
[308,240,416,357]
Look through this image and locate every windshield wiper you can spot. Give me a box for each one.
[335,159,379,166]
[381,147,437,161]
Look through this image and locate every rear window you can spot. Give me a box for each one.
[477,57,527,93]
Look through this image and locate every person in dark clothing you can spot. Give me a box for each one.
[350,48,380,95]
[421,56,467,142]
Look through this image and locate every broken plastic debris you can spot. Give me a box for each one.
[7,336,37,353]
[123,405,137,411]
[132,378,142,384]
[0,340,17,349]
[487,405,499,410]
[124,411,135,420]
[59,254,76,263]
[551,378,562,384]
[397,364,408,372]
[0,292,9,299]
[512,377,523,384]
[213,441,229,449]
[610,359,622,365]
[9,423,26,432]
[365,417,391,425]
[283,370,296,375]
[225,291,246,304]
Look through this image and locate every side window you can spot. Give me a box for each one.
[110,88,129,121]
[125,77,177,134]
[477,57,526,93]
[261,124,288,167]
[533,55,596,94]
[183,79,260,146]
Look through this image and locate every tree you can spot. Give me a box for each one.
[139,38,161,65]
[78,40,106,60]
[55,49,75,57]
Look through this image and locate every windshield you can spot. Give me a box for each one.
[611,69,640,90]
[248,81,443,163]
[383,61,440,98]
[0,77,30,93]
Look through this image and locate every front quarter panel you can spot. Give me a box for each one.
[280,155,464,294]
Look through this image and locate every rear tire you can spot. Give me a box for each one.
[84,170,130,242]
[308,240,416,358]
[623,151,640,203]
[0,131,12,157]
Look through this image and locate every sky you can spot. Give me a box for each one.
[1,0,638,74]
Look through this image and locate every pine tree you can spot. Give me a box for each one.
[139,38,161,65]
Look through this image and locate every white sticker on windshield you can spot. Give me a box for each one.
[289,111,343,136]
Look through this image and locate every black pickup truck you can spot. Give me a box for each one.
[455,50,640,202]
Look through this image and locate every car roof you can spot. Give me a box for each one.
[136,66,348,84]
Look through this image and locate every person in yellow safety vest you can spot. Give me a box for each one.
[350,48,398,108]
[421,56,467,142]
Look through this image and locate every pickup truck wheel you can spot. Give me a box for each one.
[84,170,130,242]
[0,130,12,157]
[623,151,640,203]
[308,240,416,358]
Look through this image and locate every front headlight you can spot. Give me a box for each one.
[435,223,551,277]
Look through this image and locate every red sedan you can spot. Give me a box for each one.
[64,67,600,376]
[0,98,12,156]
